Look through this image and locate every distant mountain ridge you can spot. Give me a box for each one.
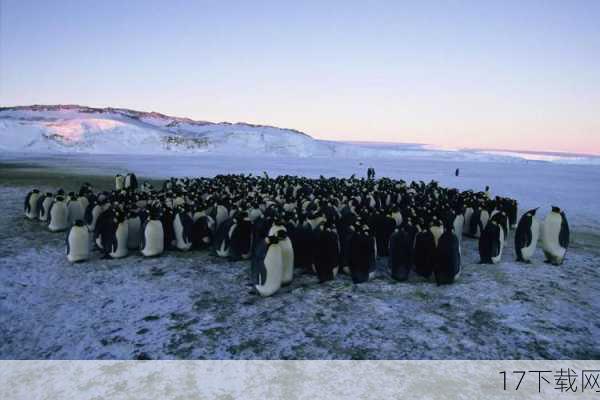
[0,104,324,156]
[1,105,598,165]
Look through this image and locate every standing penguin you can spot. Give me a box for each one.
[191,215,214,249]
[115,174,125,191]
[252,235,283,297]
[125,173,138,191]
[414,228,436,278]
[479,220,504,264]
[48,196,69,232]
[67,192,85,226]
[514,208,540,263]
[66,220,90,263]
[213,218,235,257]
[24,189,41,220]
[104,209,129,259]
[38,192,54,222]
[313,222,340,283]
[126,209,145,250]
[349,225,376,284]
[275,229,294,285]
[173,207,193,251]
[433,230,461,285]
[541,206,570,265]
[141,209,165,257]
[388,226,413,282]
[229,212,254,260]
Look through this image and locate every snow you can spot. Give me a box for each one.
[1,153,600,359]
[2,105,600,164]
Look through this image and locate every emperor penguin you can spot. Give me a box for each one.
[414,227,436,279]
[67,193,85,226]
[126,209,145,250]
[38,193,54,222]
[388,226,413,282]
[66,220,90,263]
[479,220,504,264]
[541,206,570,265]
[85,200,105,233]
[141,209,165,257]
[491,211,510,241]
[191,215,214,249]
[115,174,125,191]
[48,196,69,232]
[173,207,193,251]
[125,173,138,191]
[514,208,540,263]
[213,202,229,229]
[24,189,41,220]
[228,212,254,260]
[105,209,129,259]
[313,221,340,283]
[252,235,283,297]
[433,230,461,285]
[275,229,294,285]
[452,212,464,245]
[429,217,445,246]
[349,225,377,284]
[213,218,235,257]
[463,206,474,236]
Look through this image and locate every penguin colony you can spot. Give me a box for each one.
[23,171,569,297]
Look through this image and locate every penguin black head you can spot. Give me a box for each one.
[266,235,279,245]
[552,206,561,213]
[74,220,85,227]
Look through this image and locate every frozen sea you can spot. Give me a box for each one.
[1,151,599,359]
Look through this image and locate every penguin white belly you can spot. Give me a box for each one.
[49,204,69,232]
[78,197,89,212]
[453,215,464,244]
[67,227,90,263]
[127,217,142,250]
[216,224,235,257]
[115,176,125,190]
[491,226,505,264]
[392,211,402,226]
[40,198,54,222]
[520,219,540,262]
[215,206,228,228]
[173,215,192,251]
[279,238,294,285]
[430,226,444,246]
[480,210,490,231]
[256,245,283,297]
[141,221,164,257]
[463,208,473,235]
[542,216,566,264]
[109,223,129,258]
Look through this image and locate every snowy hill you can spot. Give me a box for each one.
[0,105,332,156]
[2,105,599,164]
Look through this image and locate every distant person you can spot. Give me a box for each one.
[367,167,375,180]
[455,168,460,177]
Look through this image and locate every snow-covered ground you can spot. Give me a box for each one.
[1,154,599,359]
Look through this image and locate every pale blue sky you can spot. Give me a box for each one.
[1,0,599,153]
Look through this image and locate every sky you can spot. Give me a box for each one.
[1,0,599,154]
